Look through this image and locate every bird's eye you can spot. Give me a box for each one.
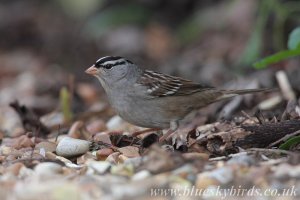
[104,64,113,69]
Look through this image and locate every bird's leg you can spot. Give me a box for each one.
[159,121,179,142]
[132,128,161,137]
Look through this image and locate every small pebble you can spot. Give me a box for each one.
[56,155,83,169]
[106,152,121,164]
[96,148,114,160]
[77,152,94,165]
[131,170,151,181]
[207,167,233,184]
[40,112,64,128]
[227,153,255,166]
[45,152,57,160]
[110,164,134,177]
[87,160,111,174]
[106,115,124,130]
[195,166,234,189]
[274,163,294,179]
[19,166,34,178]
[34,162,63,178]
[123,157,145,168]
[36,141,57,153]
[67,121,84,139]
[87,120,107,135]
[5,162,25,176]
[196,173,219,189]
[1,146,15,155]
[14,135,34,149]
[288,165,300,178]
[56,137,90,157]
[93,132,112,144]
[182,152,209,161]
[118,155,129,163]
[172,164,196,178]
[118,146,140,158]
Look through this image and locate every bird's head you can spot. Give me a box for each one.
[85,56,139,87]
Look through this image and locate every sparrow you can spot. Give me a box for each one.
[85,56,268,140]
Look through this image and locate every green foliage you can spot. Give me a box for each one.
[288,27,300,50]
[253,26,300,69]
[239,0,300,67]
[60,87,73,122]
[239,0,272,66]
[254,49,300,69]
[279,135,300,150]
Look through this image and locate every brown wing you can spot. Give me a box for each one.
[137,70,213,97]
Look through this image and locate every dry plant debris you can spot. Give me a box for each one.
[0,75,299,199]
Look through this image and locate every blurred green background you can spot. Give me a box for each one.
[1,0,300,85]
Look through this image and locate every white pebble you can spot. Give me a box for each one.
[106,115,124,130]
[56,137,90,157]
[131,170,151,181]
[34,162,62,178]
[86,160,111,174]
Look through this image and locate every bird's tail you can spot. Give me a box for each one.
[217,88,274,100]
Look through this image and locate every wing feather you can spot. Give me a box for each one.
[137,70,213,97]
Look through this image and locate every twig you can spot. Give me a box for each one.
[260,157,288,166]
[132,128,161,137]
[276,70,296,101]
[55,124,61,143]
[31,126,40,159]
[258,95,283,110]
[91,141,119,151]
[209,152,248,161]
[209,148,294,162]
[240,110,258,124]
[247,148,294,156]
[254,109,266,125]
[268,129,300,148]
[241,110,252,121]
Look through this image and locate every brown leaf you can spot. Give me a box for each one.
[118,146,140,158]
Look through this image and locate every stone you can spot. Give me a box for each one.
[56,137,90,157]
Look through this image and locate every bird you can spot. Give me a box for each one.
[85,56,268,141]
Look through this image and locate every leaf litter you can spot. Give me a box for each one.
[0,67,299,200]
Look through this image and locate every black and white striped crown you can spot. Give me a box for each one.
[95,56,133,69]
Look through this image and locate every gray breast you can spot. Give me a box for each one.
[108,91,170,128]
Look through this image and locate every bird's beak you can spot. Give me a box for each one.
[85,65,98,76]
